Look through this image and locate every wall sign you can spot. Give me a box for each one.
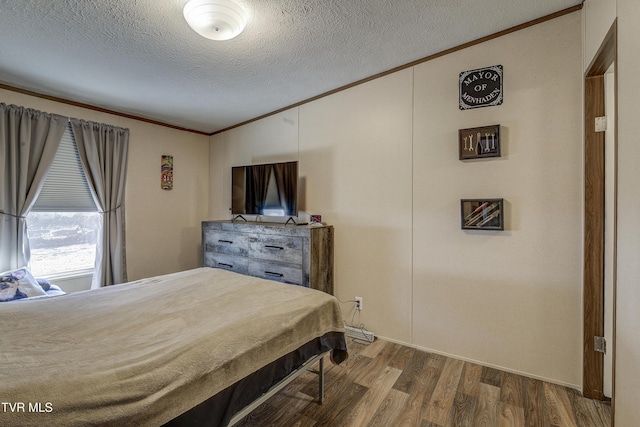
[459,65,503,110]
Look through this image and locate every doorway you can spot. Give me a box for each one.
[583,20,616,407]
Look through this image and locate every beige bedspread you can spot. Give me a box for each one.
[0,267,345,426]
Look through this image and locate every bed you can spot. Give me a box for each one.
[0,267,348,426]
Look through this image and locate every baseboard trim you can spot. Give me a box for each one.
[375,334,582,394]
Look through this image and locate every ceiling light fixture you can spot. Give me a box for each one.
[183,0,248,41]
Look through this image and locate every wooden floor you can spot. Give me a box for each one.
[236,338,611,427]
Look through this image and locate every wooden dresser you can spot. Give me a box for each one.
[201,221,334,294]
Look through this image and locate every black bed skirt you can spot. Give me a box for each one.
[164,331,347,427]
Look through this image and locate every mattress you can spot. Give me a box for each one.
[0,267,346,426]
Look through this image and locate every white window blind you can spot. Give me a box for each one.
[32,123,97,212]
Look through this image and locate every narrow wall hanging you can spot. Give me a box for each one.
[161,155,173,190]
[459,65,503,110]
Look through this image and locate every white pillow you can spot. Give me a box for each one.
[0,268,47,302]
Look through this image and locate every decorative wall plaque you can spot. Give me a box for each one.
[459,65,503,110]
[161,155,173,190]
[459,124,500,160]
[461,199,504,230]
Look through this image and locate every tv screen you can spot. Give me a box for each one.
[231,161,298,217]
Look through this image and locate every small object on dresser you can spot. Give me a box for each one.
[310,214,323,223]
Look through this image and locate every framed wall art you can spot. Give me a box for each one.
[461,198,504,230]
[161,155,173,190]
[459,124,500,160]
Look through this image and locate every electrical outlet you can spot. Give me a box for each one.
[355,296,363,311]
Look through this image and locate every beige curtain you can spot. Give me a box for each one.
[70,119,129,288]
[0,103,67,272]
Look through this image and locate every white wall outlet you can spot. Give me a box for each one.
[355,296,363,311]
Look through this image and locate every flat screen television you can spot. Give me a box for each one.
[231,161,298,217]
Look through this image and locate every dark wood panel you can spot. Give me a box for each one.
[523,377,551,427]
[422,358,464,425]
[446,392,477,427]
[393,348,429,394]
[500,402,525,427]
[481,366,504,388]
[544,382,578,427]
[473,383,500,426]
[501,372,525,407]
[583,75,606,401]
[459,362,483,397]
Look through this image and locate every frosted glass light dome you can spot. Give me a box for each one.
[183,0,248,41]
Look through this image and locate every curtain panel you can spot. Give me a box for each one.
[251,164,271,215]
[0,103,67,271]
[70,119,129,288]
[273,162,297,216]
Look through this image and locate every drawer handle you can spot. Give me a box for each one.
[218,263,233,269]
[218,239,233,244]
[265,271,284,278]
[265,245,284,250]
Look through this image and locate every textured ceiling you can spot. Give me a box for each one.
[0,0,582,134]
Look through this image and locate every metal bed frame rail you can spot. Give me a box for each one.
[228,351,328,426]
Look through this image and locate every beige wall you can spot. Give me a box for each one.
[609,0,640,424]
[412,13,582,386]
[299,69,414,344]
[616,3,640,420]
[0,89,211,283]
[210,12,583,387]
[209,73,415,342]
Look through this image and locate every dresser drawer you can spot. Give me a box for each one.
[203,231,250,257]
[248,235,303,264]
[203,253,249,275]
[202,221,333,294]
[248,261,304,286]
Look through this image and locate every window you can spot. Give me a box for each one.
[27,123,100,277]
[28,212,100,276]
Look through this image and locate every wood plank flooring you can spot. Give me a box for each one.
[236,339,611,427]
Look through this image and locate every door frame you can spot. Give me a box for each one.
[583,19,617,408]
